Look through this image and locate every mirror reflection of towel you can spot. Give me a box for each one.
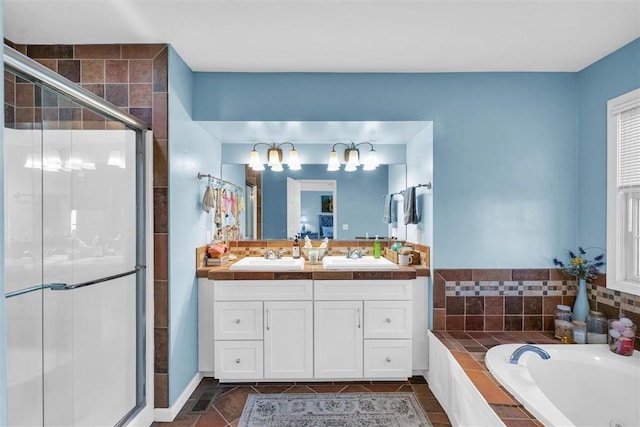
[383,195,393,223]
[404,186,418,225]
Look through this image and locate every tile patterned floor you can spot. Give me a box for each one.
[153,377,452,427]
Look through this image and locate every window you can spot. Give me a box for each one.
[607,88,640,295]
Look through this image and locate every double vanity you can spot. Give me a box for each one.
[196,243,430,383]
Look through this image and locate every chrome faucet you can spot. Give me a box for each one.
[264,249,283,260]
[346,248,366,259]
[509,345,551,364]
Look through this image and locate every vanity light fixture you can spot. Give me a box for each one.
[327,142,379,172]
[248,141,301,172]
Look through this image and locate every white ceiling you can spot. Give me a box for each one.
[4,0,640,73]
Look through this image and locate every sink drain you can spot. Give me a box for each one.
[610,419,625,427]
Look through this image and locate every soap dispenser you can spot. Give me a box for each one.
[373,235,381,259]
[292,235,301,259]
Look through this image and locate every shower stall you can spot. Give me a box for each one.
[3,46,149,426]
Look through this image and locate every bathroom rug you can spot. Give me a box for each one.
[238,392,432,426]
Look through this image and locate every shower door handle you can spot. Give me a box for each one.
[5,265,146,298]
[53,265,146,291]
[4,283,67,299]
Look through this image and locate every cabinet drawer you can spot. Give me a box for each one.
[215,302,263,340]
[364,301,412,339]
[215,340,263,380]
[364,339,411,378]
[214,280,313,301]
[314,280,412,301]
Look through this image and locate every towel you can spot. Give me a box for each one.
[202,185,215,213]
[383,194,392,223]
[404,186,418,225]
[207,243,228,258]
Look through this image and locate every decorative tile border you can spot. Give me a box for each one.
[445,280,572,297]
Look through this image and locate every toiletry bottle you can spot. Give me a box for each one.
[292,235,301,259]
[373,235,381,259]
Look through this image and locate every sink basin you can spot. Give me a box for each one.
[322,256,399,270]
[229,256,305,271]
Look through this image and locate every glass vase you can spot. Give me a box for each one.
[572,278,590,322]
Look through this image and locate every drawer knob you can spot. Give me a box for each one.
[385,318,392,323]
[386,357,391,363]
[235,358,241,364]
[234,319,241,324]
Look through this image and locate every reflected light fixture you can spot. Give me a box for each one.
[107,150,126,169]
[327,142,379,172]
[248,141,301,172]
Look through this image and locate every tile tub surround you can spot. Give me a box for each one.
[433,269,640,350]
[431,330,558,427]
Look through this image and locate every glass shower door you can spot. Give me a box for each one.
[5,76,141,426]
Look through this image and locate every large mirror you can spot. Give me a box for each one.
[213,121,432,240]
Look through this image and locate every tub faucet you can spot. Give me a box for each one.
[509,345,551,364]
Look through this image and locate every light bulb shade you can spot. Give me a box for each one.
[249,149,263,169]
[344,162,358,172]
[327,150,341,171]
[270,161,284,172]
[288,148,301,170]
[267,148,282,167]
[362,148,378,171]
[345,148,360,170]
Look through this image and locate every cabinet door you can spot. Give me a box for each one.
[314,301,363,379]
[264,301,313,379]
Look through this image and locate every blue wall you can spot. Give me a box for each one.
[167,47,221,405]
[262,165,389,239]
[0,1,7,424]
[576,38,640,253]
[194,72,578,268]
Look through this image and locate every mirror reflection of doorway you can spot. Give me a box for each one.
[287,179,337,239]
[245,183,256,239]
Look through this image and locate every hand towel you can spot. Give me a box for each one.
[404,186,419,225]
[202,185,215,213]
[383,194,393,223]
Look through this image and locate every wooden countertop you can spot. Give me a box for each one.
[196,259,430,280]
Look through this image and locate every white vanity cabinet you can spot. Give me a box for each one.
[200,277,421,382]
[211,280,313,381]
[314,280,412,380]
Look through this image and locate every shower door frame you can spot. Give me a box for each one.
[3,44,150,426]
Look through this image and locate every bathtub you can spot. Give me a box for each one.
[486,343,640,427]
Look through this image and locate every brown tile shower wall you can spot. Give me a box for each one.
[433,269,640,349]
[5,41,171,407]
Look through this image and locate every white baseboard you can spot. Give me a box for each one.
[153,372,203,422]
